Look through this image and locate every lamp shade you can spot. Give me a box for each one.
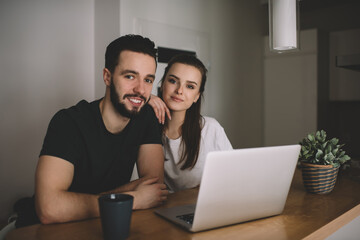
[269,0,299,52]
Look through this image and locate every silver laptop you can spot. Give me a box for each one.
[155,144,301,232]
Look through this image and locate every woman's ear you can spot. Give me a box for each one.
[103,68,111,86]
[194,93,200,103]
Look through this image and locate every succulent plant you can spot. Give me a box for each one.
[299,130,351,168]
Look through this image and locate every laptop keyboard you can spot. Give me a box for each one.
[176,213,194,225]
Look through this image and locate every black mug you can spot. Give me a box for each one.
[98,193,134,240]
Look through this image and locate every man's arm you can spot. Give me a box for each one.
[35,145,168,224]
[129,144,168,209]
[35,155,100,224]
[137,144,164,182]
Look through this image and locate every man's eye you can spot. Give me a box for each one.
[125,75,135,80]
[145,78,154,84]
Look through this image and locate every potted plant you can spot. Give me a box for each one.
[298,130,351,194]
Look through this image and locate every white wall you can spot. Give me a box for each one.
[263,29,318,146]
[208,0,264,148]
[0,0,95,223]
[94,0,120,99]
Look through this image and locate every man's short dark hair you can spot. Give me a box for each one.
[105,34,157,74]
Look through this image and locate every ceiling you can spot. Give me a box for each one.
[300,0,359,12]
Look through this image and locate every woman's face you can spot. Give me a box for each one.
[161,63,202,113]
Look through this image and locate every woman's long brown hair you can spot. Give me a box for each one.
[159,54,207,170]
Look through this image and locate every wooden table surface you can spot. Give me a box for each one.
[6,168,360,240]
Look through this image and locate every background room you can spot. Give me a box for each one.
[1,0,360,229]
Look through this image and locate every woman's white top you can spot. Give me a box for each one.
[163,116,233,192]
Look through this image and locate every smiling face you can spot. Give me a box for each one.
[105,50,156,118]
[161,63,202,114]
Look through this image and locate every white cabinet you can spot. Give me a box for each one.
[329,28,360,101]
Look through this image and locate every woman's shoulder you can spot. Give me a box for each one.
[202,116,222,127]
[202,116,224,132]
[201,116,233,150]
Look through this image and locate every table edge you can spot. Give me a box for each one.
[303,203,360,240]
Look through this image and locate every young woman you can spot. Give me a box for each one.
[149,54,232,192]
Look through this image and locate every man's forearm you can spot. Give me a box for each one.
[100,177,167,210]
[36,190,99,224]
[101,177,150,195]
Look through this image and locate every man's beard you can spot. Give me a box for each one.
[109,79,148,118]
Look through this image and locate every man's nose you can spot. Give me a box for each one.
[134,79,145,95]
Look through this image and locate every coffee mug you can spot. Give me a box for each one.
[98,193,133,240]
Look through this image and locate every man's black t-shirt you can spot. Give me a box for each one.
[40,99,162,194]
[16,99,161,228]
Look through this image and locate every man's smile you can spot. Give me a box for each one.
[128,97,143,106]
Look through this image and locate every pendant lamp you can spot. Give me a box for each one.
[269,0,300,52]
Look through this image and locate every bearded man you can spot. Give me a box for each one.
[16,35,168,228]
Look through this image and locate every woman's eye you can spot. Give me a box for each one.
[187,85,195,89]
[168,78,176,84]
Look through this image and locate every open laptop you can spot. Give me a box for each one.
[155,144,301,232]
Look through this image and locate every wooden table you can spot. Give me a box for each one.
[6,168,360,240]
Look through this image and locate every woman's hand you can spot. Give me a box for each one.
[148,94,171,124]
